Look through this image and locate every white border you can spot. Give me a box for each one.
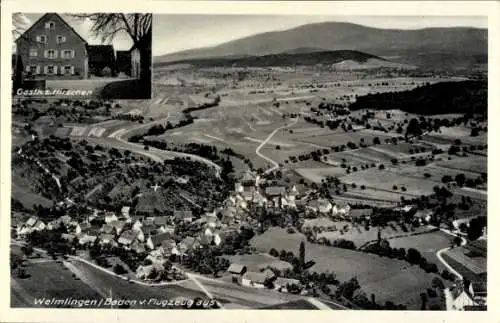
[1,1,499,323]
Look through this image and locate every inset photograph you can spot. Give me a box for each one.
[12,13,152,99]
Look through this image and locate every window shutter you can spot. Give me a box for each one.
[44,66,48,74]
[45,22,50,29]
[71,50,75,58]
[36,66,41,75]
[63,36,67,42]
[54,50,58,59]
[44,50,48,58]
[36,36,41,42]
[61,50,64,58]
[70,66,75,75]
[25,65,30,72]
[54,66,58,74]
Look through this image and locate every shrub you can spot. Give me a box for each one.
[102,66,113,77]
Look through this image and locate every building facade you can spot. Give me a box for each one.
[15,13,88,79]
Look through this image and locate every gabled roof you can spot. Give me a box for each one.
[16,13,87,44]
[227,263,247,274]
[174,210,193,220]
[153,216,168,226]
[241,171,256,182]
[151,231,175,246]
[242,271,269,284]
[100,224,115,234]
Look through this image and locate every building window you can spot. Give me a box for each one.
[38,35,47,43]
[45,21,55,30]
[48,50,56,59]
[47,66,56,75]
[63,65,73,74]
[56,35,66,44]
[62,50,73,59]
[26,65,37,74]
[29,48,38,57]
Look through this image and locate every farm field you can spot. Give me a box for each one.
[11,260,103,308]
[250,227,440,309]
[342,188,411,203]
[435,155,487,174]
[11,181,53,210]
[325,147,395,166]
[65,259,209,308]
[392,164,482,183]
[339,169,437,196]
[424,127,487,145]
[387,230,453,271]
[294,167,351,183]
[294,130,393,149]
[223,253,293,272]
[317,223,434,248]
[443,247,487,275]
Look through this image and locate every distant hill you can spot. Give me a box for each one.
[155,22,487,69]
[154,50,409,69]
[349,80,487,115]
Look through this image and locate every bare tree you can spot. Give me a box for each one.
[73,13,152,80]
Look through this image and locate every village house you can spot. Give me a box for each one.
[227,263,247,283]
[450,283,478,310]
[241,170,257,187]
[160,239,179,256]
[118,230,138,247]
[109,220,126,235]
[332,203,351,217]
[77,230,98,245]
[413,210,432,224]
[130,241,146,255]
[46,219,62,230]
[15,13,89,79]
[74,221,91,234]
[307,198,333,214]
[261,268,276,281]
[151,231,175,249]
[265,186,286,198]
[100,224,116,235]
[121,206,131,219]
[61,233,76,242]
[178,236,200,254]
[17,216,38,235]
[273,277,302,293]
[104,212,118,224]
[99,233,116,246]
[469,281,487,305]
[60,215,73,226]
[234,182,244,194]
[241,271,269,288]
[240,189,255,202]
[133,226,145,242]
[174,210,193,223]
[153,216,168,228]
[141,224,157,237]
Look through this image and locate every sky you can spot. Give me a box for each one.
[153,15,487,56]
[13,13,133,51]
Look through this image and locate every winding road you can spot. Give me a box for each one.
[435,228,467,280]
[255,117,299,174]
[87,116,222,178]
